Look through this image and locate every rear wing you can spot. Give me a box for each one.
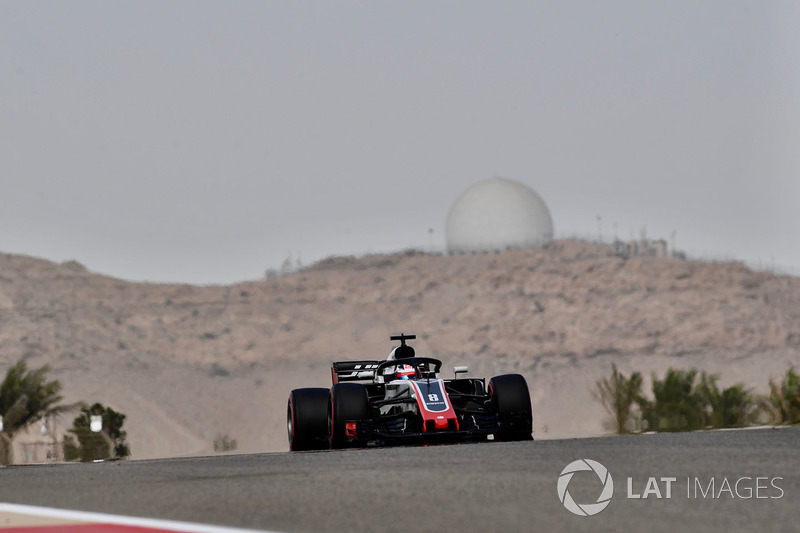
[331,361,383,384]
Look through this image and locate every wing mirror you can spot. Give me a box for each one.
[453,366,469,378]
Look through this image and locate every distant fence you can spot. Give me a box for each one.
[266,235,800,279]
[18,440,62,464]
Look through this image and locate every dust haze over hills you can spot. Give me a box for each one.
[1,240,799,459]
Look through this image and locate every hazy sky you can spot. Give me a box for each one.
[2,2,798,284]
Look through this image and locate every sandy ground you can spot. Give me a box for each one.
[1,241,799,460]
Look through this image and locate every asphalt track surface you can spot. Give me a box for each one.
[0,427,798,533]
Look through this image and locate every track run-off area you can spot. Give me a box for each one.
[0,427,798,533]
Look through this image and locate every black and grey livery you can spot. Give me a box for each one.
[287,334,533,450]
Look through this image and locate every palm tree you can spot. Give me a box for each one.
[642,368,705,432]
[761,367,800,425]
[593,364,645,434]
[0,361,66,465]
[696,371,757,428]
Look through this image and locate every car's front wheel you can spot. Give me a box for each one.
[287,388,330,451]
[488,374,533,441]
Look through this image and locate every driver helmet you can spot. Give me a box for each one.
[396,364,417,380]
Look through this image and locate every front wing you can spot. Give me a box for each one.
[344,408,529,446]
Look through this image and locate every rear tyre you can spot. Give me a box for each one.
[329,383,370,449]
[288,388,330,451]
[488,374,533,441]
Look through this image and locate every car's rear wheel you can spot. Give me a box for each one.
[329,383,370,449]
[287,388,330,451]
[488,374,533,441]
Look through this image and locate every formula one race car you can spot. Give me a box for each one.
[287,334,533,450]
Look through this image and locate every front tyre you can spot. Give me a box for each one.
[488,374,533,441]
[329,383,370,449]
[288,388,330,451]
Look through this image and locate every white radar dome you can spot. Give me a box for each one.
[446,177,554,253]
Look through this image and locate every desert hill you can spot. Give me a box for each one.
[1,240,799,459]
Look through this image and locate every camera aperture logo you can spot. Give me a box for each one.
[557,459,614,517]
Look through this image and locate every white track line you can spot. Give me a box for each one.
[0,503,285,533]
